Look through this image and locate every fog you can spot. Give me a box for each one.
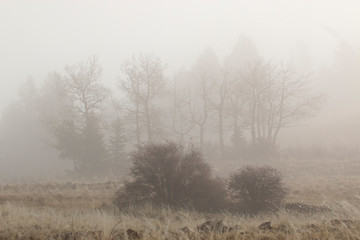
[0,0,359,181]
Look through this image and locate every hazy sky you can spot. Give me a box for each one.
[0,0,359,113]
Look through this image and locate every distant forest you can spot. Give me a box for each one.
[0,36,359,179]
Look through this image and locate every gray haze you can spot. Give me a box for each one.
[0,0,359,180]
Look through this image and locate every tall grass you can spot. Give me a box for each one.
[2,157,360,239]
[1,178,360,239]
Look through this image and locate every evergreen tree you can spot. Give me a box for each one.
[78,114,108,178]
[107,117,127,176]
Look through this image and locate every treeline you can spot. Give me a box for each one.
[0,37,323,179]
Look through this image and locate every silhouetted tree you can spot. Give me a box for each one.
[208,65,230,159]
[62,55,109,126]
[79,114,108,177]
[107,117,128,176]
[119,53,165,144]
[50,56,111,178]
[242,60,323,157]
[171,73,195,143]
[224,36,259,158]
[186,48,217,150]
[0,78,60,178]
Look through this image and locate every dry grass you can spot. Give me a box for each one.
[0,181,118,211]
[1,157,360,239]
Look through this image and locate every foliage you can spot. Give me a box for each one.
[115,141,227,212]
[54,114,108,178]
[49,56,111,178]
[228,165,288,214]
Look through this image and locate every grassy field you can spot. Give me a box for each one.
[1,157,360,239]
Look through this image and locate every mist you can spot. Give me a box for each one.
[0,0,359,181]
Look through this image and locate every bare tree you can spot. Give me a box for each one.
[243,60,323,149]
[119,55,143,145]
[51,56,111,177]
[188,74,212,150]
[120,53,165,144]
[183,48,218,150]
[171,77,195,143]
[207,68,230,159]
[62,55,109,125]
[227,74,247,149]
[271,62,323,144]
[223,36,260,158]
[243,59,272,144]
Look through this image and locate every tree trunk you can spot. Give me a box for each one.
[272,83,285,145]
[135,101,141,145]
[200,125,204,150]
[218,107,225,159]
[250,87,257,143]
[145,102,152,142]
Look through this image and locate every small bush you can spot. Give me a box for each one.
[228,165,288,215]
[115,141,227,212]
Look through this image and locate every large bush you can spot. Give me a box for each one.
[228,165,287,214]
[115,141,227,212]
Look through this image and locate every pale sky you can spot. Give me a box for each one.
[0,0,359,113]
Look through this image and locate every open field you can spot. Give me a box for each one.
[1,157,360,239]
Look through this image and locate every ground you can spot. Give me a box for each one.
[1,157,360,239]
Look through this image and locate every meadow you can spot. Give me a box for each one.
[1,157,360,240]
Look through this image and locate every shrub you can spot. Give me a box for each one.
[115,141,227,212]
[228,165,287,215]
